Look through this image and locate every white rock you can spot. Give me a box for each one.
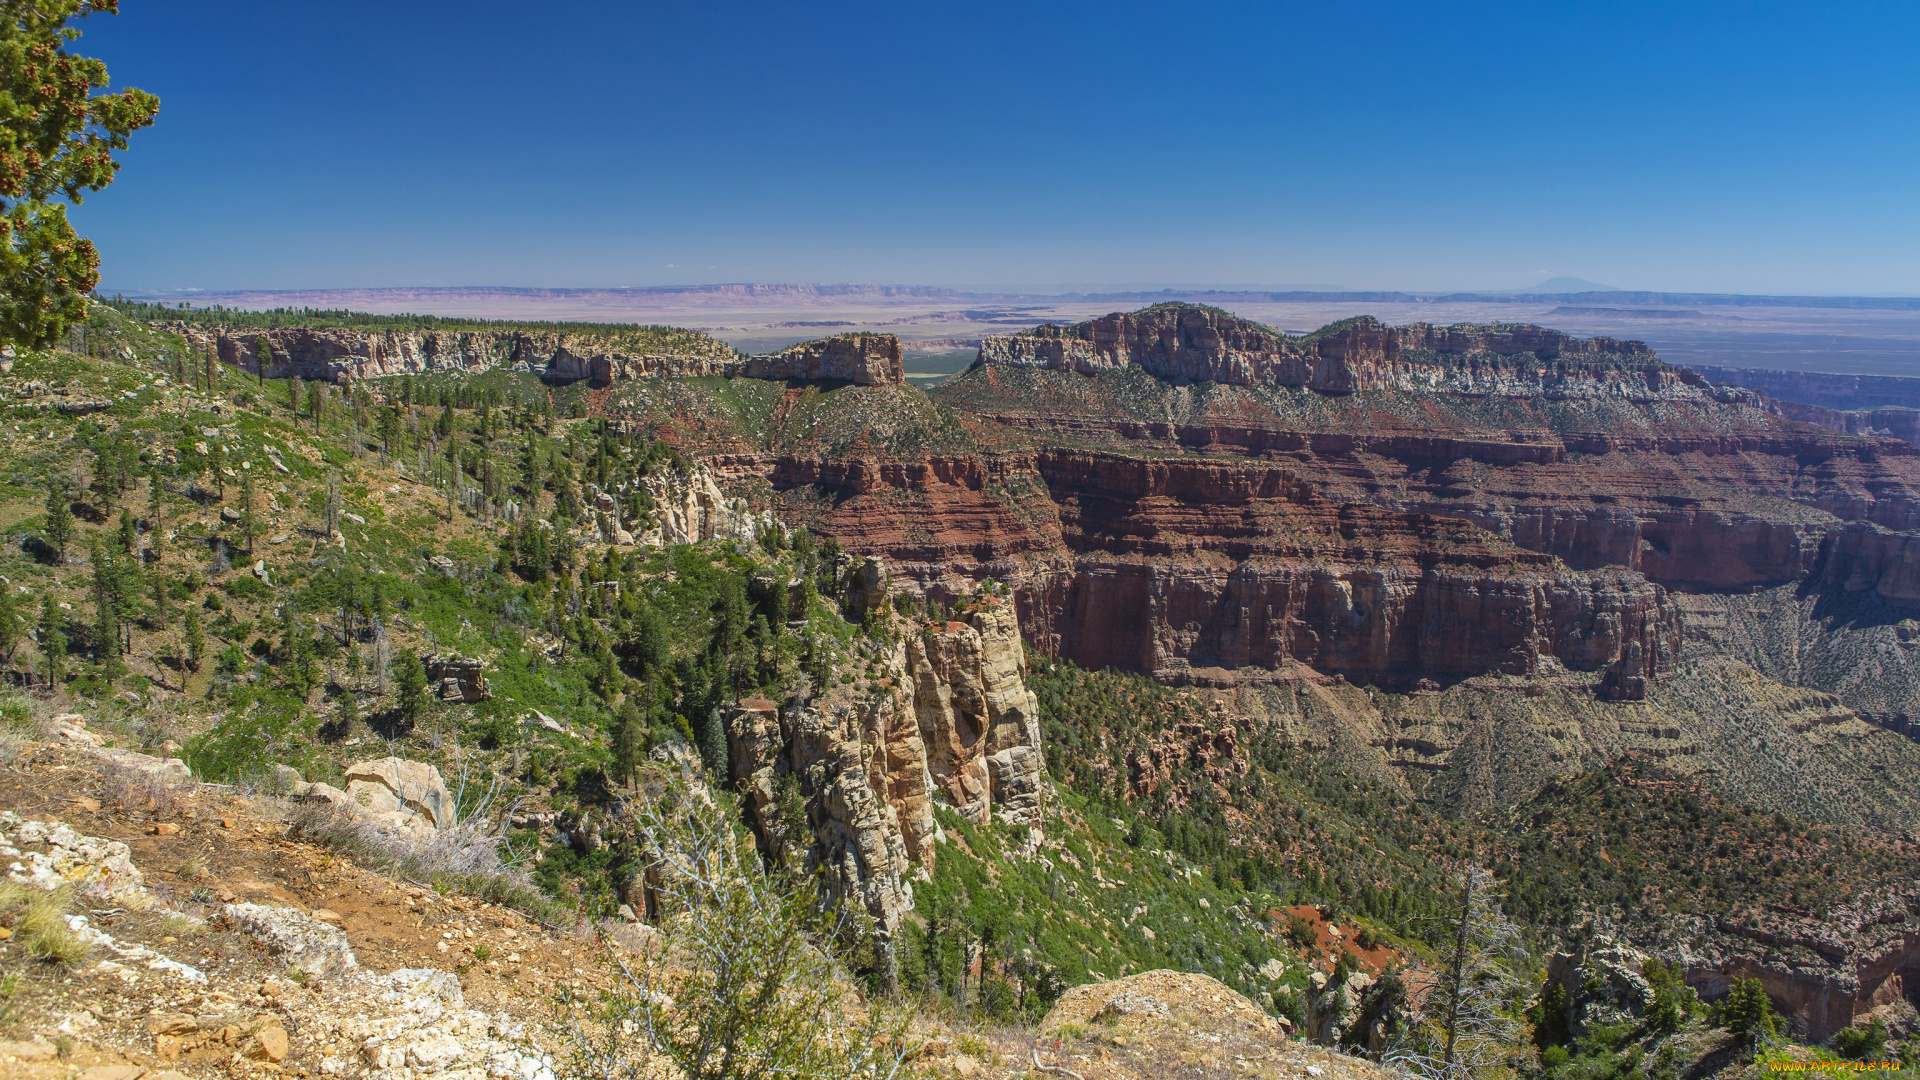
[222,902,359,976]
[343,757,455,832]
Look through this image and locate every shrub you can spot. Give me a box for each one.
[1833,1018,1888,1061]
[1286,912,1316,946]
[555,763,919,1080]
[1709,977,1777,1043]
[1642,957,1697,1034]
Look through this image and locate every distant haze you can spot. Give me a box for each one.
[121,283,1920,381]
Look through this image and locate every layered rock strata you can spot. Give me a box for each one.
[166,325,904,388]
[715,449,1683,684]
[731,333,902,386]
[981,307,1704,398]
[727,594,1045,935]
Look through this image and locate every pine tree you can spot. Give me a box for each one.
[43,483,73,562]
[89,536,128,677]
[37,596,66,685]
[307,379,324,431]
[393,650,429,727]
[0,0,158,349]
[1384,867,1526,1080]
[0,585,22,665]
[208,440,226,499]
[239,468,256,553]
[610,699,644,785]
[183,605,204,672]
[117,507,136,554]
[255,337,272,383]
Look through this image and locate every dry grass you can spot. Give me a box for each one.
[0,695,35,764]
[100,760,194,819]
[285,800,563,921]
[0,881,91,967]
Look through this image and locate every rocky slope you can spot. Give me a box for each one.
[728,590,1045,938]
[165,324,904,387]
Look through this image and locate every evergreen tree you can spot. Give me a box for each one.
[89,535,131,677]
[117,507,136,554]
[307,378,324,430]
[1710,978,1777,1046]
[37,596,66,685]
[393,650,429,727]
[182,605,204,672]
[207,439,226,498]
[43,483,73,562]
[0,0,158,349]
[288,372,302,413]
[610,699,644,786]
[377,407,401,456]
[239,468,256,553]
[0,585,22,665]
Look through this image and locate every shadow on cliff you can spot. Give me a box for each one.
[1799,577,1920,630]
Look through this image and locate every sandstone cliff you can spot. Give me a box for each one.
[980,306,1715,399]
[166,324,905,388]
[726,592,1045,937]
[731,333,903,387]
[587,461,777,547]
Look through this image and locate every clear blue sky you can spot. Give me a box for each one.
[73,1,1920,294]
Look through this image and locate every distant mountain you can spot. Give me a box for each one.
[1518,276,1622,294]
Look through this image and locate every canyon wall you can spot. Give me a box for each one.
[713,449,1684,686]
[1691,365,1920,411]
[731,333,902,387]
[165,325,904,388]
[1767,399,1920,448]
[980,307,1724,400]
[726,595,1045,935]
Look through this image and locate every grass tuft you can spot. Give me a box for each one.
[0,882,92,967]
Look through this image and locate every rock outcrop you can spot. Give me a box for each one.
[726,594,1046,938]
[630,463,777,547]
[906,598,1046,826]
[166,324,905,388]
[425,654,492,703]
[289,758,455,838]
[982,307,1700,398]
[1547,934,1655,1036]
[731,333,903,386]
[1690,365,1920,412]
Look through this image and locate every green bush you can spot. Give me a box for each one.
[1833,1018,1888,1061]
[1642,957,1697,1034]
[1709,977,1777,1042]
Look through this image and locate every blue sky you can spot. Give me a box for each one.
[74,1,1920,294]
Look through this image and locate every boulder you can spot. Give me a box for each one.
[318,757,456,835]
